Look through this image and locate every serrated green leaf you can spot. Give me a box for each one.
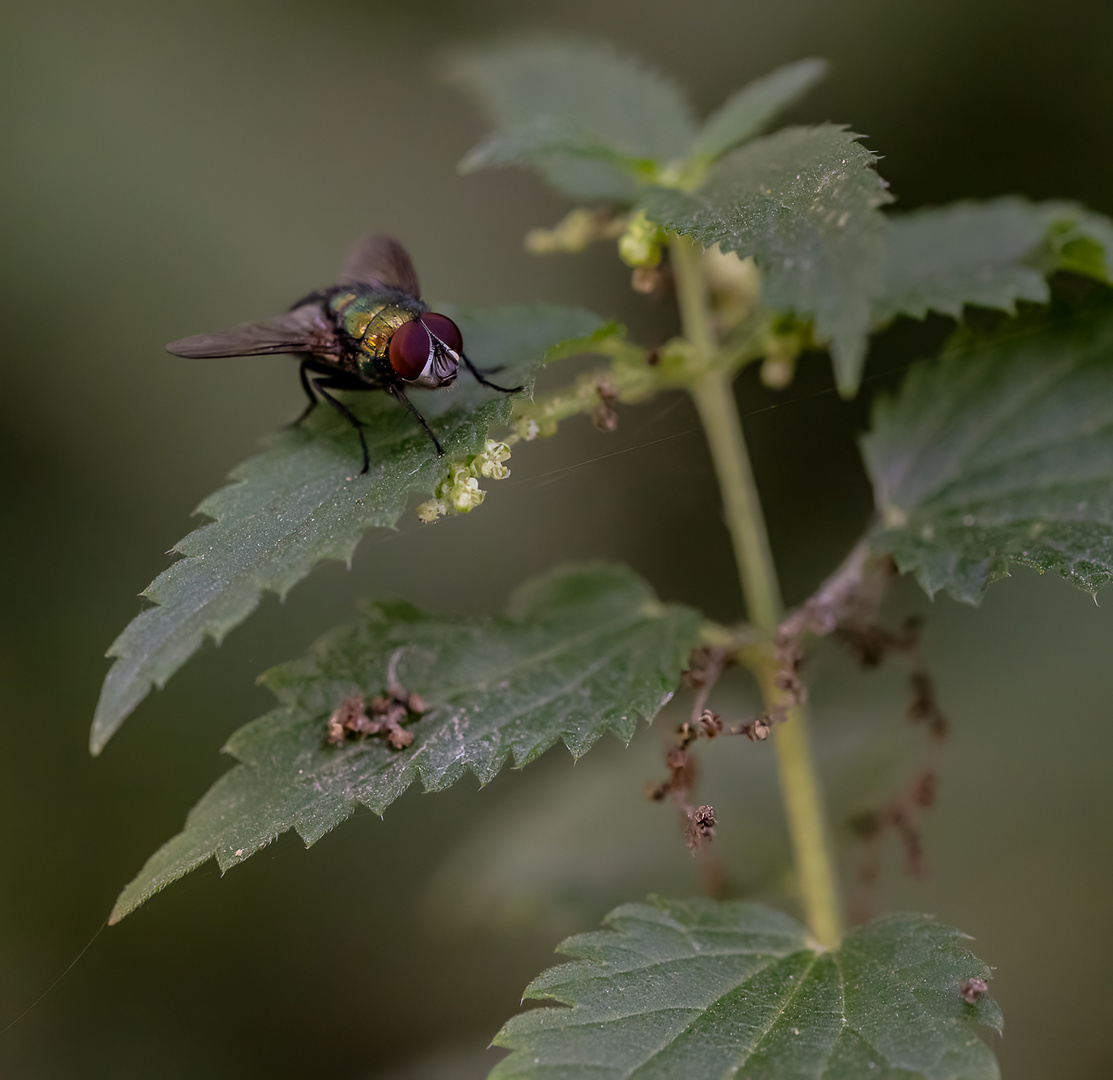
[92,306,604,754]
[872,198,1113,327]
[492,897,1001,1080]
[460,119,658,180]
[643,125,892,395]
[863,299,1113,602]
[1041,206,1113,283]
[873,199,1058,324]
[454,40,697,201]
[109,565,703,922]
[688,58,829,163]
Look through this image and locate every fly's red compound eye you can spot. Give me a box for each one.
[388,319,431,380]
[421,313,463,354]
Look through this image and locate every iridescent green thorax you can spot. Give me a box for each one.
[328,288,426,379]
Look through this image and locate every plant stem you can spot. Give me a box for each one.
[672,234,843,949]
[760,680,843,950]
[689,369,782,632]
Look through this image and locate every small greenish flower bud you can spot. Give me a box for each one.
[760,355,796,389]
[416,498,447,523]
[526,209,623,255]
[472,439,511,479]
[448,471,485,513]
[758,318,807,390]
[417,442,511,522]
[656,161,685,186]
[618,210,663,268]
[517,416,542,441]
[518,414,558,439]
[657,337,696,370]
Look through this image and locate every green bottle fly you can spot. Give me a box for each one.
[166,235,520,472]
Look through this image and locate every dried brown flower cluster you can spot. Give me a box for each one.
[591,375,620,432]
[649,542,952,900]
[774,545,952,919]
[647,643,790,853]
[326,684,426,751]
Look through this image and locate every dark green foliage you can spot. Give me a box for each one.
[457,43,1113,405]
[872,198,1113,326]
[863,298,1113,601]
[873,199,1062,324]
[688,58,828,164]
[1044,209,1113,281]
[643,125,892,394]
[456,44,829,203]
[92,307,603,753]
[492,897,1001,1079]
[109,565,702,922]
[454,40,697,200]
[98,42,1113,1077]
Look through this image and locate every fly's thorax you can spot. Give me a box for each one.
[327,289,425,375]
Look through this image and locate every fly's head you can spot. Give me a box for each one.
[388,313,462,389]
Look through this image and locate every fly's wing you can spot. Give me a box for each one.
[337,234,421,298]
[166,304,335,358]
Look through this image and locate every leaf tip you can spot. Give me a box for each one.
[833,355,865,399]
[89,696,126,757]
[108,891,138,925]
[457,148,483,176]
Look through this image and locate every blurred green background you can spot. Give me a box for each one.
[1,0,1111,1076]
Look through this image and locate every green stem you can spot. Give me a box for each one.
[671,232,717,358]
[766,698,843,949]
[689,369,782,632]
[672,234,843,949]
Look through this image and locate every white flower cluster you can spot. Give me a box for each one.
[416,440,511,523]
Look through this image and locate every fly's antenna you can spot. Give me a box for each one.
[424,323,458,358]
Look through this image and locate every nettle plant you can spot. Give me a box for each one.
[96,41,1113,1078]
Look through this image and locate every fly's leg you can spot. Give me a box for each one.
[390,385,444,455]
[292,359,318,426]
[461,352,523,393]
[311,377,371,475]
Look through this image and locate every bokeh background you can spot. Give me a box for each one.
[2,0,1111,1076]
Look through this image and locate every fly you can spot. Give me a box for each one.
[166,235,521,473]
